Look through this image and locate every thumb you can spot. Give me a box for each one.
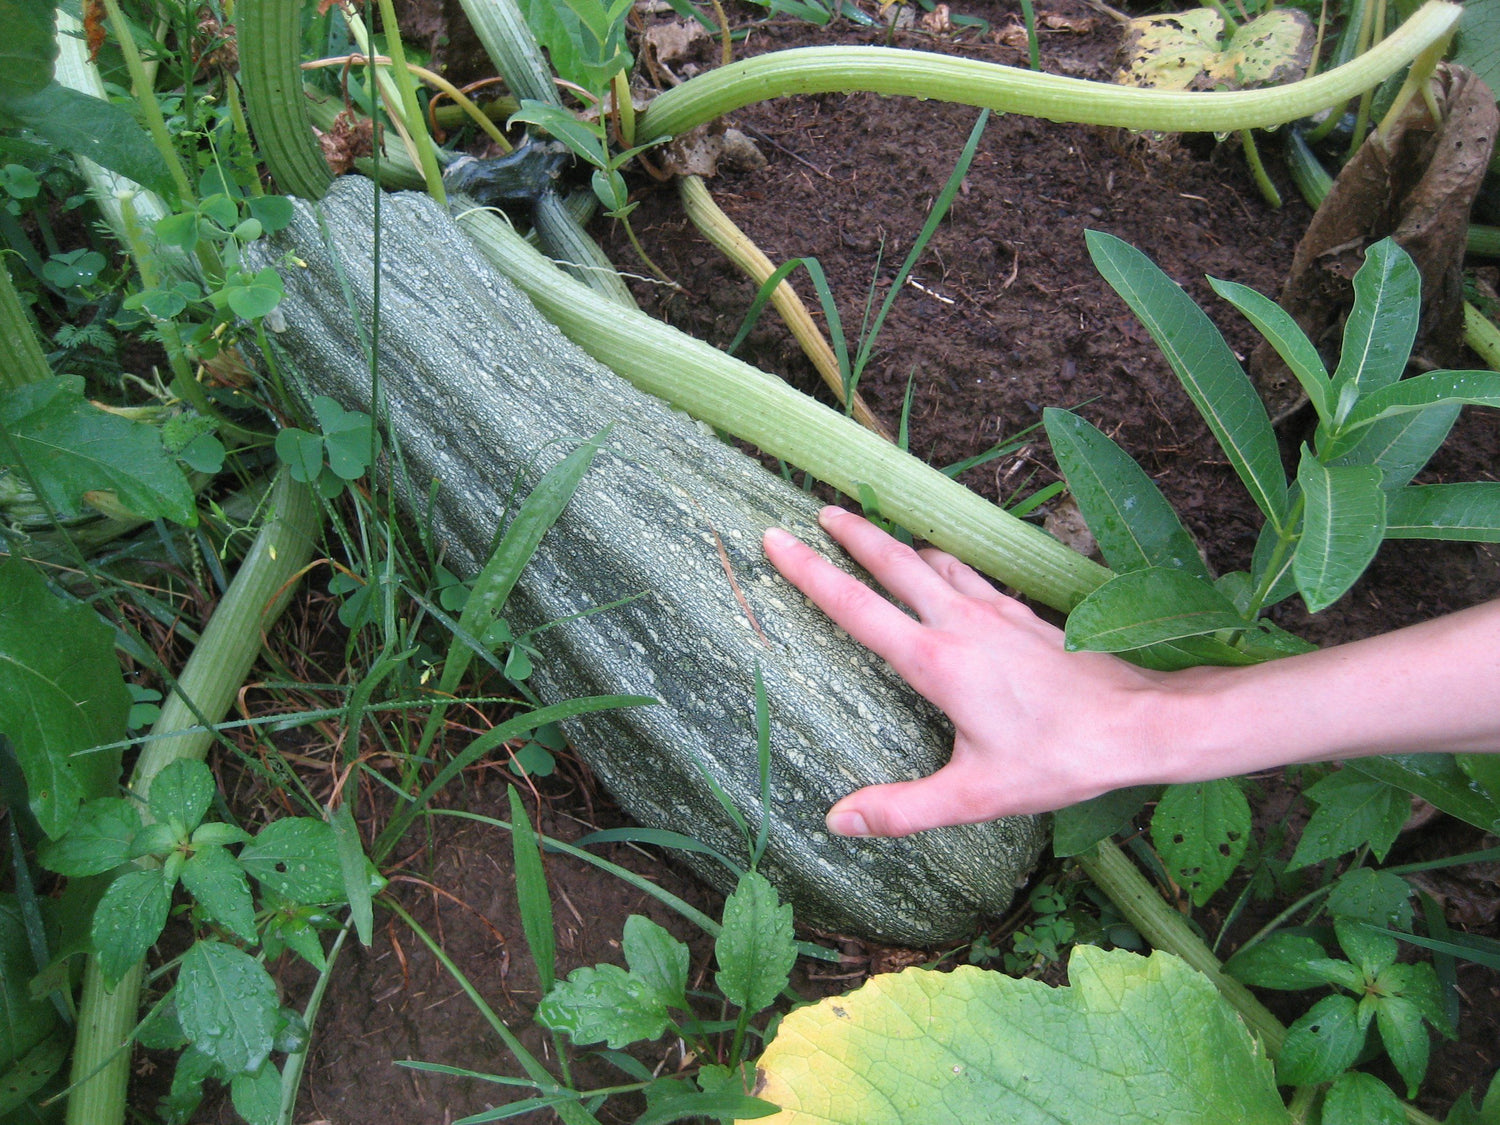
[825,760,1008,837]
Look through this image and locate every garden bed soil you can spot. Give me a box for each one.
[194,0,1500,1120]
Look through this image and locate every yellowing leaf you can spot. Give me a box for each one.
[1119,8,1313,91]
[748,947,1290,1125]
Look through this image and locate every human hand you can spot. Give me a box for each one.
[763,506,1172,836]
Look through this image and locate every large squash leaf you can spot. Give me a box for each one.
[749,947,1290,1125]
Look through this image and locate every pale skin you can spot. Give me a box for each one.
[762,505,1500,839]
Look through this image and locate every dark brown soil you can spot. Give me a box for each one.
[223,1,1500,1122]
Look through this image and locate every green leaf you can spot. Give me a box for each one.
[238,817,347,904]
[0,558,128,838]
[223,266,284,320]
[1209,278,1329,418]
[507,786,556,996]
[246,195,295,234]
[0,375,197,525]
[1342,369,1500,431]
[714,870,795,1014]
[1052,786,1161,857]
[181,845,258,942]
[1385,483,1500,542]
[7,84,174,197]
[1289,769,1409,869]
[1323,1072,1404,1125]
[328,800,373,948]
[1043,408,1207,578]
[754,947,1290,1124]
[274,427,324,484]
[509,101,606,165]
[1344,755,1500,836]
[230,1060,282,1125]
[0,894,58,1071]
[636,1079,778,1125]
[91,867,172,987]
[623,914,689,1009]
[1151,779,1250,906]
[1454,0,1500,91]
[37,797,142,876]
[0,0,57,104]
[536,963,673,1048]
[1065,567,1245,652]
[0,1027,68,1116]
[176,940,279,1074]
[148,759,215,833]
[1326,867,1413,930]
[1329,405,1458,489]
[1336,918,1398,976]
[162,1046,216,1125]
[1278,994,1366,1086]
[311,395,378,480]
[1331,239,1420,409]
[1086,229,1287,527]
[1225,933,1335,990]
[1376,993,1432,1097]
[1293,452,1385,613]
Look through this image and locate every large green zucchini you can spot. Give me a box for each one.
[265,177,1045,946]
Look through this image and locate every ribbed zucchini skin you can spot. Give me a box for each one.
[265,177,1044,945]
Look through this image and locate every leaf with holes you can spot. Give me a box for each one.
[1151,780,1250,906]
[237,818,346,904]
[1277,995,1366,1087]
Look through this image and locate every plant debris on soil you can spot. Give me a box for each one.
[180,0,1500,1120]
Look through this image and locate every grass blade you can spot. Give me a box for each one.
[507,787,557,996]
[1086,230,1288,529]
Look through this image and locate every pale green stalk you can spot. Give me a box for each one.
[455,205,1110,610]
[98,0,196,203]
[634,1,1461,142]
[455,0,563,107]
[373,0,447,204]
[0,260,51,393]
[66,473,322,1125]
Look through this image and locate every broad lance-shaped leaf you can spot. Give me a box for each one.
[0,375,196,525]
[1289,769,1409,870]
[1331,238,1420,406]
[0,558,127,838]
[1342,368,1500,431]
[715,869,795,1013]
[175,941,280,1075]
[1345,754,1500,837]
[1065,567,1245,653]
[1385,483,1500,542]
[753,947,1291,1125]
[1209,277,1330,419]
[1328,403,1458,489]
[1043,407,1208,578]
[1293,453,1385,613]
[1085,230,1287,528]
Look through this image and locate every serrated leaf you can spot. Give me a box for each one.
[1043,408,1207,578]
[537,963,673,1048]
[37,797,142,876]
[0,560,129,840]
[238,817,346,904]
[181,845,257,942]
[0,375,196,525]
[1293,452,1385,612]
[1336,919,1397,976]
[1376,994,1431,1097]
[1289,769,1410,868]
[1332,239,1421,403]
[624,915,689,1009]
[1052,786,1161,857]
[1151,780,1250,906]
[1386,483,1500,542]
[1225,933,1334,990]
[91,867,172,987]
[162,1046,216,1125]
[176,940,279,1074]
[1323,1072,1404,1125]
[1086,230,1286,527]
[753,947,1290,1125]
[230,1060,282,1125]
[715,870,795,1014]
[1326,867,1413,930]
[148,759,215,832]
[1065,567,1245,652]
[1278,994,1366,1087]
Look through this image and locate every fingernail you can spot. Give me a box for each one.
[827,809,870,837]
[763,527,795,548]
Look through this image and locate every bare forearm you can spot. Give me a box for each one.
[1152,599,1500,785]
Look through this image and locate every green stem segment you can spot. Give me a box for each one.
[0,259,52,393]
[65,473,322,1125]
[239,0,334,201]
[634,1,1461,142]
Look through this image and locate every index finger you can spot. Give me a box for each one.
[763,526,924,662]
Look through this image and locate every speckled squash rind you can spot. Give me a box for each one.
[262,177,1045,946]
